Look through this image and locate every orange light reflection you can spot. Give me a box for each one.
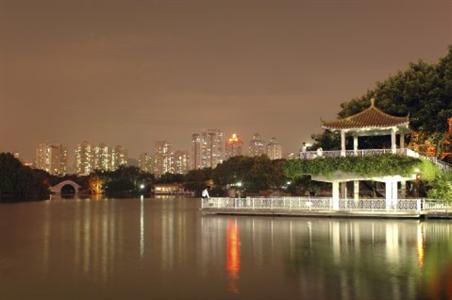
[226,219,240,294]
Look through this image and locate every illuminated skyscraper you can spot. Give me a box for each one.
[111,145,128,170]
[201,129,225,168]
[93,143,112,171]
[191,129,225,169]
[75,141,93,175]
[138,152,153,173]
[248,133,266,157]
[154,141,172,176]
[225,133,243,159]
[191,133,202,170]
[173,150,189,174]
[266,137,283,160]
[35,143,68,175]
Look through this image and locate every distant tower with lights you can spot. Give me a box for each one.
[35,143,68,175]
[248,133,266,157]
[225,133,244,159]
[138,152,153,173]
[93,143,113,171]
[173,150,189,174]
[266,137,283,160]
[154,141,173,176]
[191,133,202,170]
[75,141,93,175]
[191,129,225,169]
[111,145,128,170]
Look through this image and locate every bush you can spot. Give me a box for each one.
[427,172,452,201]
[284,154,423,179]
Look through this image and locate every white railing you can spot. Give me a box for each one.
[300,148,406,160]
[201,197,446,213]
[423,199,452,212]
[407,150,452,172]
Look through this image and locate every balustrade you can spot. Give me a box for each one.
[202,197,451,213]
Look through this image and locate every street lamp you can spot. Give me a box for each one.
[139,184,145,190]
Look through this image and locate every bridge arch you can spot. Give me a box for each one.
[50,180,81,196]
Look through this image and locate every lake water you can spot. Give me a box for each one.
[0,197,451,300]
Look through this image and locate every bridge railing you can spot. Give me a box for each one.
[201,197,452,213]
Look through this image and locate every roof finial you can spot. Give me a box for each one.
[370,98,376,107]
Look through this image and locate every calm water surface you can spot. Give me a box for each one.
[0,197,451,300]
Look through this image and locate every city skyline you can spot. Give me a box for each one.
[26,130,290,174]
[1,0,450,162]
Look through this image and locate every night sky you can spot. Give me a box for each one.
[1,0,451,162]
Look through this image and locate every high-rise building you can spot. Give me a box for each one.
[138,152,153,173]
[191,129,225,169]
[173,150,189,174]
[191,133,202,170]
[35,143,68,175]
[75,141,93,175]
[203,129,224,168]
[93,143,112,171]
[225,133,243,159]
[154,141,172,176]
[266,137,283,160]
[111,145,128,170]
[248,133,266,157]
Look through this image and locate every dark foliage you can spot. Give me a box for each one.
[312,46,452,150]
[213,155,287,193]
[0,153,50,202]
[97,166,155,197]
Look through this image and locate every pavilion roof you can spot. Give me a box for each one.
[322,99,409,131]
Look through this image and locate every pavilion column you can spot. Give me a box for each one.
[340,130,346,157]
[385,180,393,210]
[401,180,407,198]
[385,179,399,209]
[353,181,360,202]
[391,127,397,154]
[391,181,399,208]
[341,182,348,199]
[332,181,340,210]
[353,136,358,156]
[400,133,405,150]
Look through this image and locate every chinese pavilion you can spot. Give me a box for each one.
[312,99,414,209]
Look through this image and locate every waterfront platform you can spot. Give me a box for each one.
[201,197,452,219]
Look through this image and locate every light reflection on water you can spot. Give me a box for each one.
[0,197,451,300]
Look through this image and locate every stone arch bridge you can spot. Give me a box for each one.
[50,180,81,195]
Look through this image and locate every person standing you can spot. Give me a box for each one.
[202,186,210,198]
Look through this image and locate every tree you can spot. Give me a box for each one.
[213,156,254,186]
[88,175,104,195]
[183,168,212,196]
[313,46,452,152]
[427,172,452,202]
[157,173,185,184]
[0,153,50,201]
[101,166,155,197]
[212,156,287,194]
